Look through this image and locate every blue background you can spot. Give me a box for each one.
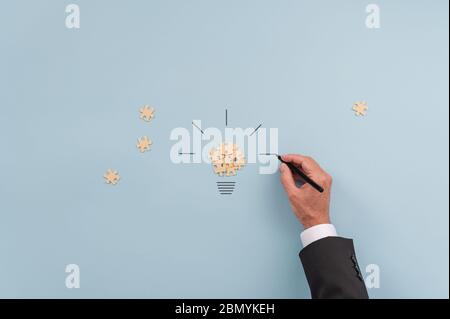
[0,0,448,298]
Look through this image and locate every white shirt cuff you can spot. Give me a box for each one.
[300,224,338,248]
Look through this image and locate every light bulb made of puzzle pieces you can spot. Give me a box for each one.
[352,102,368,116]
[209,143,246,177]
[139,105,155,122]
[104,169,120,185]
[137,136,152,153]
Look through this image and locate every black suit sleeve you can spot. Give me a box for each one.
[299,236,369,299]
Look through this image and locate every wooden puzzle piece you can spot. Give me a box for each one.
[139,105,155,122]
[209,143,245,177]
[104,169,120,185]
[137,136,152,153]
[352,102,368,116]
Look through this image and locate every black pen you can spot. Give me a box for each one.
[260,153,324,193]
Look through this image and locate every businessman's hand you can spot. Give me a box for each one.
[279,154,332,229]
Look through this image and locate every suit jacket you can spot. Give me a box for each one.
[299,236,369,299]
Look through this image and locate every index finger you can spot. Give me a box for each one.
[281,154,322,174]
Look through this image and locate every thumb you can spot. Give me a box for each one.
[280,163,296,195]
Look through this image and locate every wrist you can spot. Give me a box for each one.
[300,216,330,229]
